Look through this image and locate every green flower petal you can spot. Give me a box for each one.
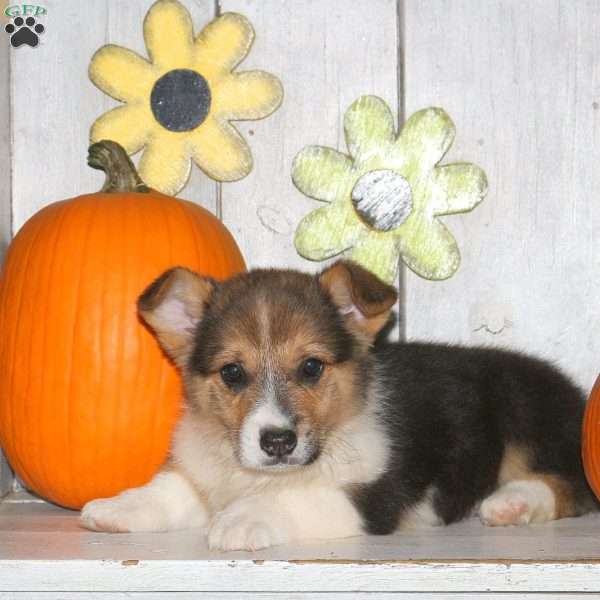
[398,217,460,280]
[389,107,455,176]
[292,146,355,203]
[347,232,400,285]
[430,163,488,216]
[344,96,396,164]
[295,203,362,260]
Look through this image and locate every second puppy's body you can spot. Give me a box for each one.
[81,261,594,549]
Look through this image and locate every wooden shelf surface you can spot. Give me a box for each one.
[1,498,600,595]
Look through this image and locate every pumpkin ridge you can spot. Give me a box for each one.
[178,199,216,277]
[92,199,114,504]
[178,198,205,272]
[136,197,162,483]
[36,201,76,503]
[61,198,102,507]
[114,200,129,497]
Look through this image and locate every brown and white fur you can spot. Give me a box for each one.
[80,261,596,550]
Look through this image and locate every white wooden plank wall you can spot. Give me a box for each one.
[403,0,600,393]
[218,0,398,272]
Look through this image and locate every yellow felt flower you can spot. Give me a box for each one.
[89,0,283,195]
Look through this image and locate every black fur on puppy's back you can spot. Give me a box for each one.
[350,341,595,535]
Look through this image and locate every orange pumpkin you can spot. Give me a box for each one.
[0,141,245,509]
[583,375,600,500]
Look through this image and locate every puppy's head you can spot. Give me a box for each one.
[138,260,396,471]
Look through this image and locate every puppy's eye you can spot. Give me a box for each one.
[301,357,324,381]
[220,363,245,387]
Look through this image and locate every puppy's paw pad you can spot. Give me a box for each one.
[480,493,530,526]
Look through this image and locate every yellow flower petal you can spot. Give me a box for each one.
[189,118,252,181]
[212,71,283,120]
[144,0,194,69]
[138,132,191,195]
[90,105,152,154]
[194,13,254,81]
[89,45,155,103]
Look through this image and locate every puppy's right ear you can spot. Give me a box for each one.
[138,267,215,366]
[318,260,397,343]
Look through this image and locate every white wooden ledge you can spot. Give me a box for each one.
[1,497,600,597]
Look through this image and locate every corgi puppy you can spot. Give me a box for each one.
[80,260,595,550]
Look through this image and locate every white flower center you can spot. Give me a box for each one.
[351,169,413,231]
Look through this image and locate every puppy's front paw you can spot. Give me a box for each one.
[208,501,288,551]
[80,493,166,533]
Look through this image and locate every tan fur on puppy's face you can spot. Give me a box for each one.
[138,261,397,471]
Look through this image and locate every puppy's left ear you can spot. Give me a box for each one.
[138,267,215,366]
[318,260,397,341]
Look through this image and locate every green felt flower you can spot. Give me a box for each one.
[293,96,488,283]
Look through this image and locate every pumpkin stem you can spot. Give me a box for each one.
[87,140,150,193]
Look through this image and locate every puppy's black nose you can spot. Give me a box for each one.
[260,429,297,457]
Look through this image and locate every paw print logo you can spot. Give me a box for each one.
[5,16,45,48]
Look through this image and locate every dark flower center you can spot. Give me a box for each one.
[150,69,211,132]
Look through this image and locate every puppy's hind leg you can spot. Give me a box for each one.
[480,479,553,526]
[479,444,585,526]
[80,466,208,533]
